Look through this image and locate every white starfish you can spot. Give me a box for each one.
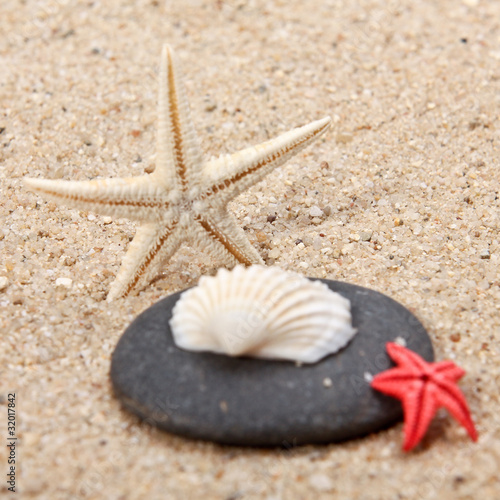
[25,45,331,300]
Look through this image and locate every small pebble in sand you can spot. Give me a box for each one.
[268,248,281,259]
[55,277,73,288]
[309,473,334,492]
[0,276,9,291]
[322,205,332,216]
[254,231,267,243]
[309,206,323,218]
[204,99,217,112]
[479,249,490,259]
[302,236,313,247]
[360,231,373,242]
[336,132,353,144]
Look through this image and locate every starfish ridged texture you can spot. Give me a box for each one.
[25,46,331,300]
[371,342,478,451]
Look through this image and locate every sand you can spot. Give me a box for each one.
[1,0,499,498]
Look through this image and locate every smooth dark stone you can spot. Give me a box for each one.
[111,280,433,447]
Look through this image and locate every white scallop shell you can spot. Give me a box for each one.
[169,265,357,364]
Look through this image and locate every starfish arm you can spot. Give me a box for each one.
[434,360,466,382]
[155,45,203,189]
[202,117,331,204]
[386,342,429,372]
[192,211,264,266]
[24,176,167,222]
[107,220,182,300]
[433,379,478,442]
[401,381,440,451]
[371,368,419,399]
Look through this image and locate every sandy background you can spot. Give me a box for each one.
[1,0,500,498]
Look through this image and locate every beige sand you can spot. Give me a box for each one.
[1,0,499,498]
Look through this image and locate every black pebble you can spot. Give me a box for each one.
[111,280,433,447]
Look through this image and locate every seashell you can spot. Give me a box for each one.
[169,265,357,364]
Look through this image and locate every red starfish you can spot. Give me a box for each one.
[371,342,478,451]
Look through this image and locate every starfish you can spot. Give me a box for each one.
[25,45,331,300]
[371,342,478,451]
